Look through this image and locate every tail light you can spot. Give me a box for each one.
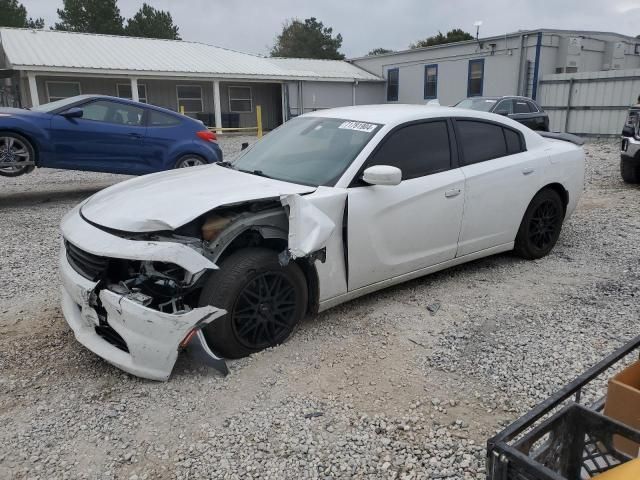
[196,130,217,143]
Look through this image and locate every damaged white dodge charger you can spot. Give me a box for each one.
[59,105,585,380]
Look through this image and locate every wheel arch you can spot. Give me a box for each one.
[539,182,569,214]
[214,228,319,317]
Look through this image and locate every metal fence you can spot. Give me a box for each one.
[538,69,640,136]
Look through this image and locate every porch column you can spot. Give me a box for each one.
[27,72,39,107]
[281,83,287,123]
[213,79,222,130]
[130,77,139,102]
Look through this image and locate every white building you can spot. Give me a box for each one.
[351,29,640,107]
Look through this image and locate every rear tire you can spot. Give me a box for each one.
[175,155,206,168]
[621,157,640,184]
[514,189,565,260]
[0,132,35,177]
[198,248,308,359]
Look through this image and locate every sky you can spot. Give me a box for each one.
[18,0,640,58]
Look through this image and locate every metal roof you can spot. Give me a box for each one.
[349,28,640,61]
[0,28,381,82]
[266,57,381,81]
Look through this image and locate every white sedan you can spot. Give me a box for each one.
[59,105,585,380]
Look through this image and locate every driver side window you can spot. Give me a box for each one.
[79,100,145,126]
[367,121,451,180]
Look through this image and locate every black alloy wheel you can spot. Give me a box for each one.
[527,200,560,250]
[514,188,564,260]
[199,248,308,359]
[231,271,298,350]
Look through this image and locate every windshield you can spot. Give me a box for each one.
[231,117,380,187]
[30,95,89,113]
[455,98,497,112]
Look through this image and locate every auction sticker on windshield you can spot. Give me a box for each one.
[338,121,377,133]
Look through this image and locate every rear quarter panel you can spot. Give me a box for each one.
[144,122,221,171]
[540,139,585,218]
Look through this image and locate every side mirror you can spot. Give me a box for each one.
[60,107,83,119]
[241,142,249,151]
[362,165,402,186]
[495,109,510,116]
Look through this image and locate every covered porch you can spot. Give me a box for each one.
[22,72,284,131]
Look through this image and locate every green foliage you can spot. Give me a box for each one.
[410,28,474,49]
[0,0,44,28]
[53,0,124,35]
[367,48,394,56]
[125,3,180,40]
[271,17,345,60]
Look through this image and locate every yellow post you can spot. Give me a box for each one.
[256,104,263,138]
[180,105,185,115]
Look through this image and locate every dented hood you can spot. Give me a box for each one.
[81,164,316,232]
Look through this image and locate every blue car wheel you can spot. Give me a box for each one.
[0,132,35,177]
[175,155,207,169]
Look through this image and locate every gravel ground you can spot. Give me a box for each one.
[0,140,638,479]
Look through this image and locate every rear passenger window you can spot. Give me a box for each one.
[514,101,531,114]
[456,120,507,165]
[504,128,524,154]
[148,110,181,126]
[368,121,451,180]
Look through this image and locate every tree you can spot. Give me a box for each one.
[271,17,345,60]
[367,48,394,56]
[0,0,44,28]
[54,0,124,34]
[410,28,473,49]
[125,3,180,40]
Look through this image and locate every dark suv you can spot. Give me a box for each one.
[621,106,640,183]
[455,96,549,131]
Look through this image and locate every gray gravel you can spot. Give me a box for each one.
[0,141,638,479]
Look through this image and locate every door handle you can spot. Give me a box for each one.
[128,133,143,138]
[522,168,535,175]
[444,188,461,198]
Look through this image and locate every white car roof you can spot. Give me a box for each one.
[304,104,546,148]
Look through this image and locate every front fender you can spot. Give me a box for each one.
[0,115,53,164]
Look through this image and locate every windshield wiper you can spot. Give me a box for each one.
[237,168,274,179]
[216,161,235,169]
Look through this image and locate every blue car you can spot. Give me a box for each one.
[0,95,222,177]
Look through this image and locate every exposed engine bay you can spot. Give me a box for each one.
[94,199,292,315]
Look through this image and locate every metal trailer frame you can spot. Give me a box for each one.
[486,335,640,480]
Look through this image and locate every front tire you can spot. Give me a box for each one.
[175,155,207,168]
[199,248,308,359]
[621,157,640,184]
[514,189,565,260]
[0,132,35,177]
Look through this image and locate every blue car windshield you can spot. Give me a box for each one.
[231,116,380,187]
[31,95,92,113]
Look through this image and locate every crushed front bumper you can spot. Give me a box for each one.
[59,206,225,381]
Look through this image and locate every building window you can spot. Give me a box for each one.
[424,64,438,99]
[228,86,252,113]
[117,83,148,103]
[46,81,81,102]
[467,59,484,97]
[176,85,203,116]
[386,68,399,101]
